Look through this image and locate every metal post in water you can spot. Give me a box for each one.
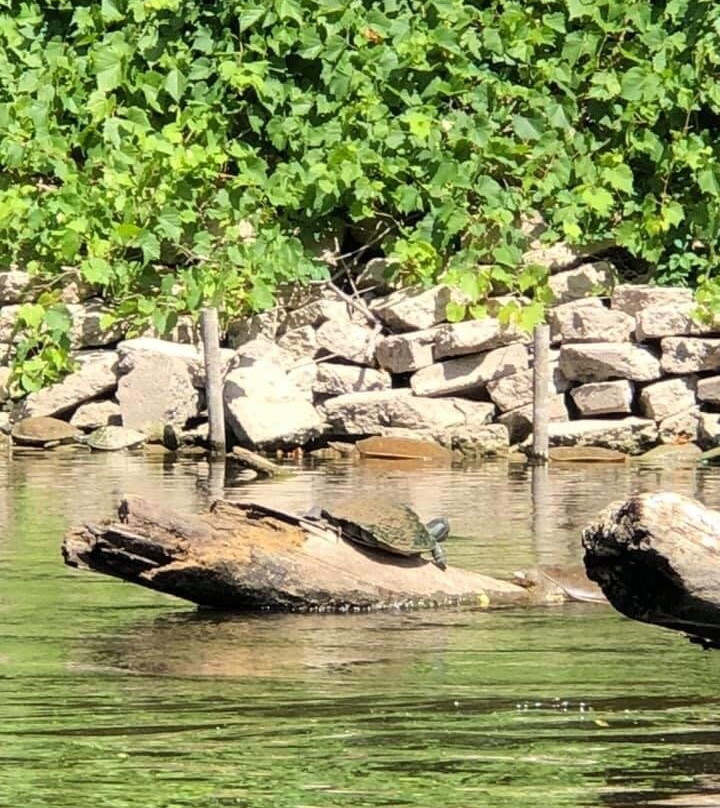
[200,307,226,458]
[531,323,550,464]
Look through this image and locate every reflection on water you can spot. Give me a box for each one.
[3,450,720,807]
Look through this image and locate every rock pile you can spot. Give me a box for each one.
[2,262,720,457]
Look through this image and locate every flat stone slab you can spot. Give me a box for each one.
[316,320,378,365]
[12,352,118,419]
[548,262,614,303]
[314,362,391,396]
[635,301,719,341]
[611,284,693,316]
[486,363,570,412]
[0,270,39,304]
[559,342,661,382]
[355,435,452,462]
[551,300,634,343]
[697,375,720,405]
[639,377,697,421]
[548,417,658,454]
[498,394,568,443]
[570,380,633,416]
[323,389,495,434]
[433,319,526,359]
[70,400,122,430]
[411,343,529,397]
[630,443,702,466]
[375,329,439,373]
[661,337,720,374]
[658,408,700,444]
[276,326,318,362]
[370,285,459,331]
[549,446,628,463]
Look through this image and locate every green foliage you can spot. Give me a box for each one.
[1,0,720,389]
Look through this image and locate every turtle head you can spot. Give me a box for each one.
[425,516,450,543]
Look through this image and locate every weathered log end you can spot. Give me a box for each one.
[63,495,529,612]
[583,492,720,646]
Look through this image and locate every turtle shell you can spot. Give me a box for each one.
[85,426,146,451]
[320,498,435,557]
[11,416,80,446]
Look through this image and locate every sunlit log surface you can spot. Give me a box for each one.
[63,495,532,612]
[583,492,720,647]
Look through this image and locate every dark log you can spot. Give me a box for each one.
[63,496,532,612]
[582,492,720,646]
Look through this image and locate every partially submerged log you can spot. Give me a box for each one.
[583,492,720,646]
[63,496,530,611]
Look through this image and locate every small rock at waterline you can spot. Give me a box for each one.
[355,436,452,462]
[11,416,81,447]
[84,425,146,451]
[548,446,628,463]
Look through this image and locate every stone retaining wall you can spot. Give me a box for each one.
[3,262,720,456]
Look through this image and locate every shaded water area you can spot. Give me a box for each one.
[3,449,720,807]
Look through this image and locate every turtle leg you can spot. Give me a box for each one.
[432,544,447,571]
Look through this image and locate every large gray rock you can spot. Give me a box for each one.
[314,363,391,396]
[486,364,570,412]
[548,262,615,303]
[323,389,495,435]
[559,342,661,382]
[411,344,529,397]
[550,299,634,343]
[0,270,39,304]
[70,399,122,430]
[370,285,460,331]
[698,413,720,449]
[658,408,700,445]
[661,337,720,374]
[498,395,568,443]
[433,318,526,359]
[611,284,693,317]
[224,360,324,446]
[226,310,283,348]
[228,336,294,373]
[12,352,118,419]
[69,301,125,348]
[0,365,10,403]
[548,417,658,454]
[639,377,697,421]
[635,302,718,341]
[375,329,438,373]
[286,361,318,402]
[0,305,19,342]
[697,375,720,405]
[117,350,202,435]
[316,320,378,366]
[283,297,349,332]
[570,380,633,416]
[276,326,319,363]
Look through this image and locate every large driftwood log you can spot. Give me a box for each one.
[583,492,720,646]
[63,496,530,611]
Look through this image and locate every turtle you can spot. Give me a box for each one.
[11,416,81,447]
[81,425,146,451]
[308,499,449,570]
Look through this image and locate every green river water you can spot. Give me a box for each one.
[2,449,720,808]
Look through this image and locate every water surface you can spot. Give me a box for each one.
[2,449,720,807]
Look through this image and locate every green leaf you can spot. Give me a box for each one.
[165,68,187,103]
[94,45,124,93]
[512,116,542,141]
[602,164,634,194]
[44,305,73,334]
[445,300,467,323]
[81,257,112,284]
[17,303,45,330]
[581,187,614,215]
